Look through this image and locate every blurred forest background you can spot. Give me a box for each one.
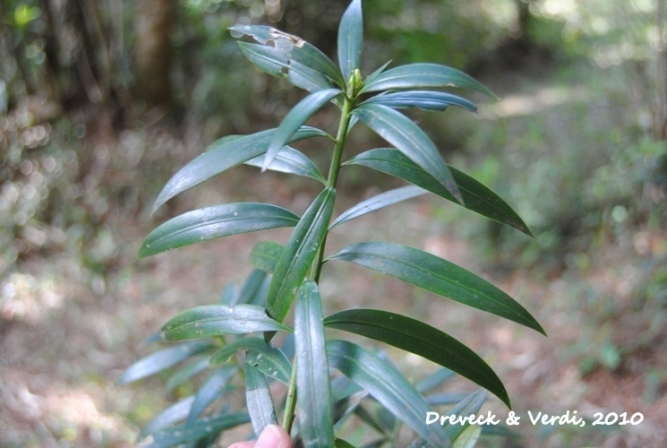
[1,0,666,446]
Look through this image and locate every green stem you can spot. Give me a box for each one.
[311,96,354,283]
[282,358,298,432]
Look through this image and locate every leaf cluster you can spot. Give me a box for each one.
[124,1,543,447]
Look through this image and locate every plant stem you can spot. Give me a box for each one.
[282,358,298,432]
[311,96,354,283]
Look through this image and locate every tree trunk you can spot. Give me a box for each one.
[134,0,174,109]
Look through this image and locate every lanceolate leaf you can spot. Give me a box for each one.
[237,269,269,306]
[296,281,335,447]
[264,89,342,170]
[231,25,344,86]
[453,426,482,448]
[140,413,250,448]
[363,91,477,113]
[140,396,195,439]
[353,103,462,204]
[416,367,455,393]
[442,390,487,440]
[326,242,544,334]
[324,309,510,407]
[245,364,278,436]
[361,63,496,98]
[327,340,450,447]
[187,367,236,424]
[338,0,363,81]
[245,146,326,183]
[153,126,329,212]
[237,42,333,92]
[266,188,336,324]
[161,304,293,341]
[407,390,486,448]
[330,185,426,229]
[344,148,531,235]
[209,337,291,384]
[119,341,215,385]
[165,356,211,392]
[250,241,285,274]
[138,203,300,258]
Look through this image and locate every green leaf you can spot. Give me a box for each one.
[266,188,336,324]
[361,63,496,98]
[210,337,292,384]
[327,340,450,447]
[335,439,358,448]
[442,390,487,440]
[338,0,363,81]
[362,91,477,113]
[165,356,212,393]
[140,396,194,438]
[326,242,544,334]
[161,304,293,341]
[187,367,236,424]
[264,89,342,170]
[344,148,531,235]
[152,126,328,212]
[324,309,510,407]
[330,185,426,229]
[453,426,482,448]
[140,413,250,448]
[250,241,284,274]
[415,368,455,394]
[295,281,335,447]
[138,203,299,258]
[231,25,344,86]
[353,103,462,203]
[237,42,334,92]
[245,364,278,436]
[119,341,215,384]
[245,146,326,183]
[407,390,486,448]
[237,269,270,306]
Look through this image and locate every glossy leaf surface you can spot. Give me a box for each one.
[363,91,477,112]
[210,337,291,384]
[266,188,336,323]
[246,364,278,435]
[296,281,335,447]
[153,127,328,212]
[231,25,344,86]
[361,63,496,98]
[327,242,544,334]
[344,148,531,235]
[161,304,293,341]
[237,41,334,92]
[139,203,299,258]
[327,340,450,447]
[119,341,215,384]
[338,0,363,81]
[324,309,509,407]
[353,103,462,203]
[264,88,342,170]
[330,185,426,229]
[245,146,325,183]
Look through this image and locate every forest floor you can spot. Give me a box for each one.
[2,56,667,447]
